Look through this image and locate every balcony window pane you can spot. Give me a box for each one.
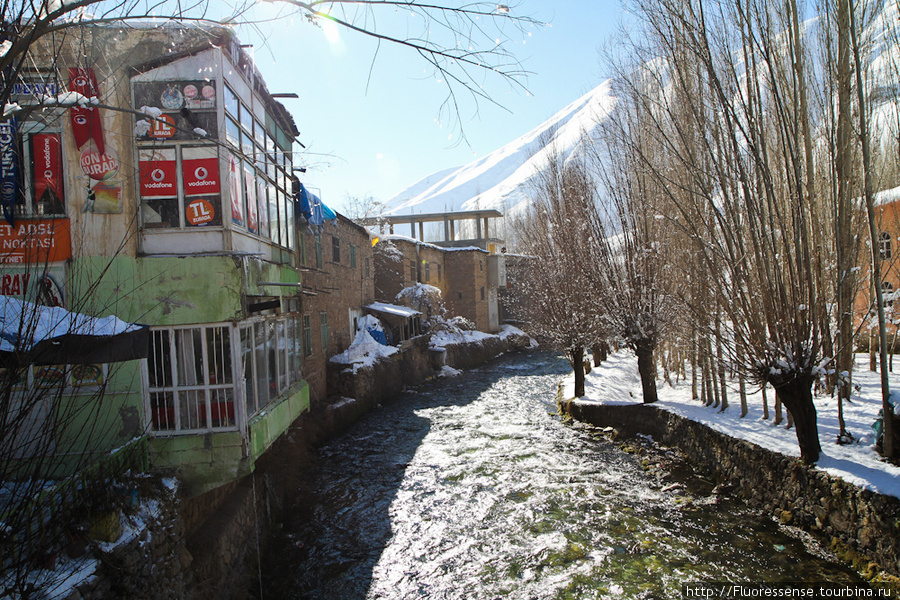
[255,323,269,410]
[148,329,172,388]
[277,320,287,392]
[266,320,278,402]
[209,388,236,428]
[150,392,175,430]
[179,389,205,430]
[241,326,256,415]
[206,326,232,385]
[175,329,203,386]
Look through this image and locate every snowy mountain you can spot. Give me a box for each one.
[382,80,617,219]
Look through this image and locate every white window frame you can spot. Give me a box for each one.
[143,323,243,435]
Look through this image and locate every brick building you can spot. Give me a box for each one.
[372,233,503,333]
[298,213,374,405]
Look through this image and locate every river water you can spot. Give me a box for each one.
[257,351,874,599]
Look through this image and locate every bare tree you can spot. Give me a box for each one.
[0,1,545,596]
[514,149,607,398]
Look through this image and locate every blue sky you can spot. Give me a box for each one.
[237,1,624,214]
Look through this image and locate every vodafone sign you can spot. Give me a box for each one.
[182,157,220,195]
[139,159,177,197]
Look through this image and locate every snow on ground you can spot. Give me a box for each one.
[329,327,398,372]
[429,326,494,349]
[566,352,900,500]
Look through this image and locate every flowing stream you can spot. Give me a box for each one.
[257,351,874,599]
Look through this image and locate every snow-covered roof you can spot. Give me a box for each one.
[365,302,422,318]
[0,297,148,365]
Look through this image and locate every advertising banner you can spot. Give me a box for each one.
[183,157,220,195]
[68,68,105,155]
[0,117,18,225]
[139,158,178,197]
[32,134,63,207]
[0,219,72,264]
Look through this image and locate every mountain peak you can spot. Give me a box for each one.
[383,81,617,219]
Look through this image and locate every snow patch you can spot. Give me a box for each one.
[569,352,900,499]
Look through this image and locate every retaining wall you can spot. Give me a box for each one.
[563,401,900,578]
[62,481,188,600]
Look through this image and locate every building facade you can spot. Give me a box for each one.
[6,24,314,496]
[297,213,375,405]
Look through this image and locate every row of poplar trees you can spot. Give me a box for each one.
[515,0,900,464]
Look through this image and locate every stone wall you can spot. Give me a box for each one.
[326,331,533,428]
[562,402,900,578]
[62,480,189,600]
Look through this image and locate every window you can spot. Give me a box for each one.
[303,315,313,357]
[481,287,485,300]
[425,262,431,282]
[239,317,302,416]
[437,264,442,281]
[149,318,303,432]
[409,260,416,282]
[315,233,323,269]
[883,281,895,309]
[3,120,67,218]
[350,245,357,269]
[134,79,220,229]
[140,145,222,228]
[332,236,341,263]
[880,232,892,260]
[298,230,307,266]
[319,312,329,352]
[148,325,236,432]
[365,257,370,279]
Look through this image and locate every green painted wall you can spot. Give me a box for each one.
[249,381,310,460]
[72,255,245,326]
[149,430,248,498]
[148,382,309,497]
[8,360,145,480]
[71,255,302,327]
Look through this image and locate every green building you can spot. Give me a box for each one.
[5,23,311,497]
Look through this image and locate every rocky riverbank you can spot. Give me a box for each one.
[560,399,900,591]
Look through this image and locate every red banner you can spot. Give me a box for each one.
[182,157,220,195]
[32,134,62,205]
[139,158,177,197]
[68,68,105,155]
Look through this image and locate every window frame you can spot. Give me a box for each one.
[880,232,892,261]
[146,324,239,434]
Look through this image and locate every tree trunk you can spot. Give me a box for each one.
[592,342,608,366]
[571,345,585,398]
[635,341,658,404]
[774,377,821,463]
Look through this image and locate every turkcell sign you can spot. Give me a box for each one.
[182,157,220,195]
[0,118,18,224]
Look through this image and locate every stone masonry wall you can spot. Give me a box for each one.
[63,480,189,600]
[563,402,900,578]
